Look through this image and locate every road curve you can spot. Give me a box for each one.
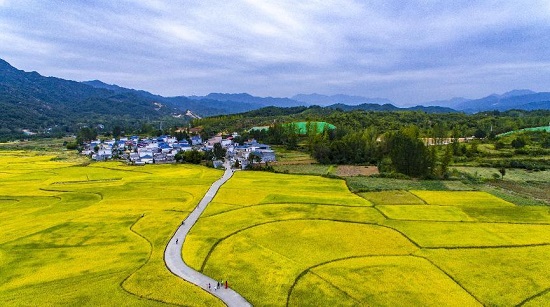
[164,162,251,307]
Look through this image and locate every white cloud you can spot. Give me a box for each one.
[0,1,549,102]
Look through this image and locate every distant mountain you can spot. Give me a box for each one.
[84,81,279,116]
[454,90,550,113]
[292,93,393,106]
[83,80,221,116]
[421,97,471,108]
[0,59,180,136]
[326,103,457,113]
[189,93,306,108]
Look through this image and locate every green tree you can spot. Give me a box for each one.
[213,143,226,160]
[511,137,527,149]
[76,127,97,144]
[499,167,506,179]
[112,126,122,139]
[386,127,432,177]
[440,144,453,178]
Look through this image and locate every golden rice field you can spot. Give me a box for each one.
[0,151,223,306]
[186,172,550,306]
[2,149,550,306]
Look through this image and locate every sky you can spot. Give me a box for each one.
[1,0,550,105]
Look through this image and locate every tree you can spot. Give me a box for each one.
[474,128,486,139]
[440,144,453,178]
[112,126,122,139]
[499,167,506,179]
[511,137,527,149]
[248,152,262,165]
[76,127,97,144]
[386,127,433,177]
[213,143,226,160]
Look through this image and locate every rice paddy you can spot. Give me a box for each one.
[2,150,550,306]
[0,151,223,306]
[187,171,550,306]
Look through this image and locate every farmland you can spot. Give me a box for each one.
[1,149,550,306]
[0,151,223,306]
[186,171,550,306]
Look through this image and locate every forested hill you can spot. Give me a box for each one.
[193,105,550,140]
[0,59,180,137]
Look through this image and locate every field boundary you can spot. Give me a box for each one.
[201,202,373,218]
[119,215,181,306]
[517,287,550,306]
[199,219,412,272]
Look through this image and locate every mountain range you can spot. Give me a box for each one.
[1,58,549,137]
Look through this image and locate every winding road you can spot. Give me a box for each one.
[164,162,252,307]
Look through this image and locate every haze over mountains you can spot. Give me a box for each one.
[1,58,549,137]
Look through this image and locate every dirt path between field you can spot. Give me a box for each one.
[164,162,251,307]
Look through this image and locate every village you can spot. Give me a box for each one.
[80,132,276,169]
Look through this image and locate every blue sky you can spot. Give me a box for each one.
[1,0,550,105]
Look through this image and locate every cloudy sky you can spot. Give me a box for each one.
[1,1,550,105]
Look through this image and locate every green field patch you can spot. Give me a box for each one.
[291,256,480,306]
[358,190,425,205]
[377,205,474,222]
[347,177,474,192]
[272,163,331,175]
[454,167,550,183]
[410,190,515,207]
[419,245,550,306]
[201,220,417,306]
[385,220,550,247]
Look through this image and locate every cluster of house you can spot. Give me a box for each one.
[81,133,276,168]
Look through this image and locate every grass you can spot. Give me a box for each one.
[346,177,472,192]
[185,170,550,306]
[271,145,316,164]
[0,153,224,306]
[453,166,550,182]
[272,163,331,175]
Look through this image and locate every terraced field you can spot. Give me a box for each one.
[186,172,550,306]
[2,150,550,306]
[0,151,223,306]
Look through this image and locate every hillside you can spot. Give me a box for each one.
[0,59,179,137]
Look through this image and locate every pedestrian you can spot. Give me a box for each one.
[175,239,178,244]
[217,281,220,289]
[225,280,228,289]
[208,283,211,291]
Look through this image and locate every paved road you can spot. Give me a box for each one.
[164,162,252,307]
